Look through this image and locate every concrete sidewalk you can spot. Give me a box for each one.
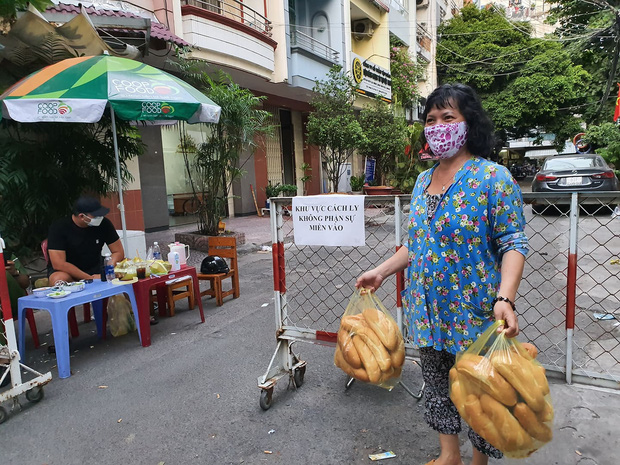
[145,214,273,258]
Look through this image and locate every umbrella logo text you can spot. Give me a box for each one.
[112,79,156,95]
[37,101,72,116]
[141,101,175,116]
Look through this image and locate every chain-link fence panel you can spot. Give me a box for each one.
[571,193,620,387]
[262,193,620,395]
[275,196,400,336]
[519,194,572,377]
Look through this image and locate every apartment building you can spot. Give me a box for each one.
[8,0,425,230]
[415,0,463,117]
[476,0,553,38]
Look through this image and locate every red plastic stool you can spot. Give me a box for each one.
[25,308,40,349]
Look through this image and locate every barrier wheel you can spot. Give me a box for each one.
[26,386,44,403]
[0,406,7,424]
[259,388,273,411]
[293,366,305,387]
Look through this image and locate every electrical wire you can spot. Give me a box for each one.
[489,4,610,42]
[436,54,567,77]
[436,41,543,65]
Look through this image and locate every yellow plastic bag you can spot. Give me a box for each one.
[333,288,405,390]
[107,294,136,337]
[449,321,553,459]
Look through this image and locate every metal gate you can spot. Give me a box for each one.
[257,193,620,408]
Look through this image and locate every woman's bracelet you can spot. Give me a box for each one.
[492,295,516,312]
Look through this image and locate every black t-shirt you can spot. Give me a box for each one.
[47,217,120,274]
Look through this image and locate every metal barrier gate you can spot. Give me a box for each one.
[257,193,620,409]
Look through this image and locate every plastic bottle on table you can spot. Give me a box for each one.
[168,251,181,271]
[104,253,115,282]
[152,242,162,260]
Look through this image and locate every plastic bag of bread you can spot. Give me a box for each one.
[449,320,553,459]
[333,288,405,390]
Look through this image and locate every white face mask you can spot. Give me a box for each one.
[86,216,104,227]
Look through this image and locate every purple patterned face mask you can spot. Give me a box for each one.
[423,121,468,160]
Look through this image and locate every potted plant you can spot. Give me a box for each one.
[350,174,366,194]
[358,97,408,187]
[177,67,270,236]
[280,184,298,197]
[264,182,281,208]
[307,65,365,192]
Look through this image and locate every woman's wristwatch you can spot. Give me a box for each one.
[492,295,516,312]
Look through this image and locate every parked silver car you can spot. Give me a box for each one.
[531,154,620,193]
[531,154,620,213]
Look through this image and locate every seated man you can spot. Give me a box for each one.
[48,196,124,284]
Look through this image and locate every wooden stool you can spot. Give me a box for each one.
[165,277,195,317]
[197,236,239,307]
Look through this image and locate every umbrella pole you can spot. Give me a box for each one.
[110,108,129,252]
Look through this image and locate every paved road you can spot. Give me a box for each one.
[3,242,618,465]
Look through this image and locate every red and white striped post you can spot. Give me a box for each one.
[394,196,405,333]
[0,234,22,388]
[565,193,579,384]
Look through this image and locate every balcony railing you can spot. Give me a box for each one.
[290,28,339,63]
[392,0,409,15]
[181,0,272,36]
[450,0,459,16]
[416,24,431,51]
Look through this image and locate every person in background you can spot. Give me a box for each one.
[2,253,30,319]
[356,83,528,465]
[1,253,30,361]
[47,196,124,284]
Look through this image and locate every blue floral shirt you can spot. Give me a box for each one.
[403,157,528,355]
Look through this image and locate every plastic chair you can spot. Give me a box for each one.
[197,237,240,306]
[24,308,40,349]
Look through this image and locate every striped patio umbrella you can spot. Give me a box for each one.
[0,54,221,247]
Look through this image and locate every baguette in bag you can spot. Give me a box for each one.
[450,321,554,459]
[334,289,405,390]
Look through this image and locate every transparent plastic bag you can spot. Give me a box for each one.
[449,321,553,458]
[107,294,136,337]
[333,288,405,390]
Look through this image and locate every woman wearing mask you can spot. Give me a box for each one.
[356,84,528,465]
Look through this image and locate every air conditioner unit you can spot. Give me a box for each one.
[416,0,429,8]
[352,19,374,40]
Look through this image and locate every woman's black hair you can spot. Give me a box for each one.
[421,83,495,158]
